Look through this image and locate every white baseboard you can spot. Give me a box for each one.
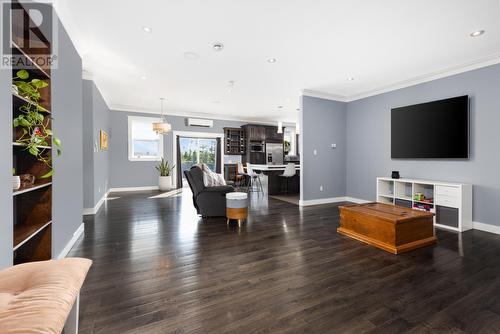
[299,196,370,207]
[83,190,110,215]
[345,197,371,204]
[109,186,159,192]
[472,221,500,235]
[299,196,347,207]
[57,223,84,259]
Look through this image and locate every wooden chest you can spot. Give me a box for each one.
[338,203,436,254]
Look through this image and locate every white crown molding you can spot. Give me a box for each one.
[82,70,93,80]
[301,90,348,102]
[302,54,500,103]
[109,105,296,126]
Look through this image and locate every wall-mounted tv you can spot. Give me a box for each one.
[391,96,469,159]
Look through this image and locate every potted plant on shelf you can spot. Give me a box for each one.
[156,158,175,191]
[12,70,62,179]
[12,169,20,190]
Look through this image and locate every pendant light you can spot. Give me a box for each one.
[152,98,172,134]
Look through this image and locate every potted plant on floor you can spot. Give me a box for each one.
[156,158,174,191]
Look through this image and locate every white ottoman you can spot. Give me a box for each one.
[226,192,248,226]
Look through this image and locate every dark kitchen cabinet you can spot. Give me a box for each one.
[224,127,246,155]
[244,125,266,141]
[265,126,284,143]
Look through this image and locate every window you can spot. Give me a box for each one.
[128,116,164,161]
[284,127,296,156]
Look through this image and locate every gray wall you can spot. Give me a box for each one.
[83,80,109,208]
[109,110,245,188]
[51,19,84,257]
[301,96,347,202]
[82,80,94,208]
[346,63,500,225]
[0,68,13,269]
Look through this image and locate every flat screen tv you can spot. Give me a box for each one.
[391,96,469,159]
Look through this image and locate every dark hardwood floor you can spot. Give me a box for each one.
[70,190,500,333]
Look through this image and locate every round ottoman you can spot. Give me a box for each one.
[226,192,248,226]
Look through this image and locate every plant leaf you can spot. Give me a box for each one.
[31,79,48,89]
[16,70,29,80]
[53,137,62,148]
[28,146,39,156]
[40,169,53,178]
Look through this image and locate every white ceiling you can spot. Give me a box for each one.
[55,0,500,123]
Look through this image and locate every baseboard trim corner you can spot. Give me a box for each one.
[472,221,500,235]
[83,190,109,215]
[57,223,85,259]
[109,186,160,192]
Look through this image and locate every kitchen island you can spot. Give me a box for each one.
[249,164,300,196]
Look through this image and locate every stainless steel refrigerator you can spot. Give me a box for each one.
[266,143,284,165]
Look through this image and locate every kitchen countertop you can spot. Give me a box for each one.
[249,164,301,171]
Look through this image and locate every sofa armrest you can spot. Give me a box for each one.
[203,185,235,193]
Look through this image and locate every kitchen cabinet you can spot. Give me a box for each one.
[265,126,284,143]
[244,125,266,141]
[224,127,246,155]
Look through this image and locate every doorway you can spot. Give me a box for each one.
[172,131,224,189]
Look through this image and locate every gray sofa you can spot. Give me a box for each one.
[184,166,235,217]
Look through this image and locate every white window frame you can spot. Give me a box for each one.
[128,116,164,162]
[172,131,224,188]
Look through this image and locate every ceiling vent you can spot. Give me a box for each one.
[187,118,214,128]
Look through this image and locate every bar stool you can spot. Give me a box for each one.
[236,162,247,188]
[279,163,296,195]
[246,163,264,195]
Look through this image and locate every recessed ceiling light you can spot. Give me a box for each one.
[470,30,485,37]
[140,75,147,80]
[347,77,355,81]
[213,42,224,51]
[183,52,200,60]
[296,108,300,111]
[277,105,283,109]
[142,26,152,33]
[267,58,277,63]
[212,100,221,104]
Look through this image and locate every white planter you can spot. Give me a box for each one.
[159,176,172,191]
[13,176,21,190]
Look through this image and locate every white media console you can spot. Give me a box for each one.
[376,177,472,232]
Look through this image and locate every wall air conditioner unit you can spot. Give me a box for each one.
[187,118,213,128]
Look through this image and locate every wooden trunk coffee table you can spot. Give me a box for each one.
[338,203,436,254]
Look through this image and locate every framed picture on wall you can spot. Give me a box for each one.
[100,130,109,150]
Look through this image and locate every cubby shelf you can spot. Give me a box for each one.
[10,1,53,265]
[11,41,51,79]
[13,221,52,251]
[376,177,472,232]
[13,93,51,114]
[13,142,52,150]
[13,182,52,196]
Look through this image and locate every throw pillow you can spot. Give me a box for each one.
[201,164,226,187]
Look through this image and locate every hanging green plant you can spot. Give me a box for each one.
[12,70,61,179]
